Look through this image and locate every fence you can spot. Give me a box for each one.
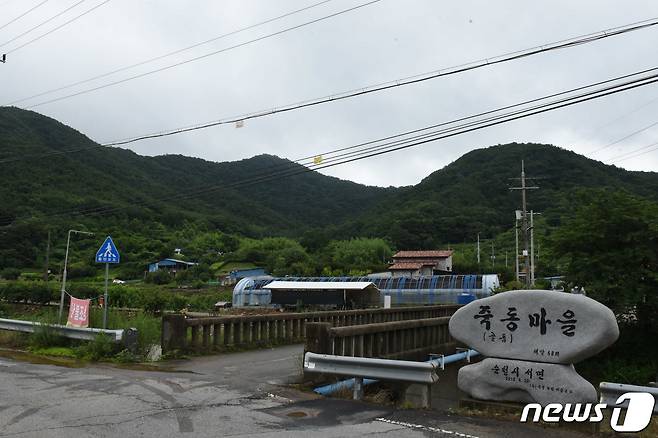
[0,317,137,347]
[305,317,454,361]
[161,304,459,353]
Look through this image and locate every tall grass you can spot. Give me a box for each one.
[1,304,162,360]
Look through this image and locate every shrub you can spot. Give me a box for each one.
[67,262,97,279]
[0,268,21,280]
[139,290,167,314]
[75,334,115,361]
[28,284,52,304]
[145,270,172,285]
[0,282,57,304]
[29,325,66,349]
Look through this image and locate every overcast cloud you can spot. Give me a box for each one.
[2,0,658,187]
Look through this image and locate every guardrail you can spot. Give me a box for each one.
[304,352,439,383]
[313,349,479,397]
[0,317,136,346]
[304,352,440,400]
[161,305,460,353]
[305,317,454,361]
[599,382,658,414]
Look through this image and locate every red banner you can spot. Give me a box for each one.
[67,296,90,328]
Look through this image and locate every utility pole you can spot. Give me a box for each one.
[490,241,495,270]
[43,230,50,283]
[58,229,94,324]
[505,251,508,268]
[529,210,542,287]
[477,233,481,267]
[515,213,520,282]
[530,210,535,286]
[510,160,538,287]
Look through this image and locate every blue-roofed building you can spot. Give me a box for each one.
[147,258,197,275]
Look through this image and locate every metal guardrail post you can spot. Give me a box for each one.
[599,382,658,414]
[353,377,364,400]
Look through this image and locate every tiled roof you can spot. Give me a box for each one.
[392,250,453,258]
[389,262,429,270]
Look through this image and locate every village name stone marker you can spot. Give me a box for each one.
[449,290,619,405]
[458,358,598,405]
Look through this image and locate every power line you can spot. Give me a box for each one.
[4,0,335,103]
[0,15,654,163]
[588,119,658,155]
[3,0,110,56]
[3,66,657,227]
[4,64,657,167]
[0,0,50,32]
[584,93,658,136]
[607,139,658,164]
[16,0,383,107]
[77,16,658,145]
[0,0,86,49]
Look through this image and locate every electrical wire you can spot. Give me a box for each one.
[2,66,657,227]
[0,0,86,49]
[2,15,656,165]
[588,119,658,155]
[4,0,335,104]
[65,17,658,143]
[3,0,110,55]
[3,65,658,166]
[16,0,382,107]
[606,139,658,164]
[0,0,50,32]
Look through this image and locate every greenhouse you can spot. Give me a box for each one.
[232,274,500,307]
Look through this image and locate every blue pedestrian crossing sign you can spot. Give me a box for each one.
[95,236,120,264]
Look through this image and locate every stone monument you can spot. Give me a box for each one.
[449,289,619,405]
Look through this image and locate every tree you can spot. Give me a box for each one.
[236,237,313,276]
[549,190,658,328]
[327,238,392,275]
[0,267,21,280]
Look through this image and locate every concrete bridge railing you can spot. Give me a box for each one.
[161,305,460,353]
[304,317,455,361]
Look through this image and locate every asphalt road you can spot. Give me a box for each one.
[0,345,586,437]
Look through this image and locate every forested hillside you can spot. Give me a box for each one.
[0,107,392,273]
[2,107,658,276]
[340,143,658,249]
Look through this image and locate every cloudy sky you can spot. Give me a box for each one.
[2,0,658,187]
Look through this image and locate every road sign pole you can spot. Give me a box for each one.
[95,236,119,329]
[103,263,109,329]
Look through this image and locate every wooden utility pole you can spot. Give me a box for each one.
[530,210,535,286]
[510,160,538,287]
[43,230,50,283]
[515,215,520,282]
[477,233,480,267]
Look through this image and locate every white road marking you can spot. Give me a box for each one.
[376,417,481,438]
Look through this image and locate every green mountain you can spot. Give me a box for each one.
[2,107,658,273]
[342,142,658,249]
[0,107,393,232]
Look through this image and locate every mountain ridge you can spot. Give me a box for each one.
[2,106,658,267]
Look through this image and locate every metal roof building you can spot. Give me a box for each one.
[265,281,380,308]
[232,274,499,307]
